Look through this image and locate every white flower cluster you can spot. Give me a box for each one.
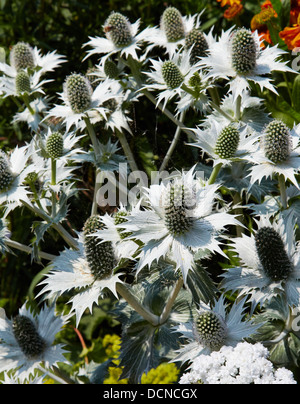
[179,342,296,385]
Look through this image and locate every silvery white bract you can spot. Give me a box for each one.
[198,27,296,101]
[173,295,260,364]
[0,304,68,383]
[221,214,300,310]
[37,234,124,326]
[120,167,240,283]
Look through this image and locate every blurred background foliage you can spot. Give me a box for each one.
[0,0,296,375]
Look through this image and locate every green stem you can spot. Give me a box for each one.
[211,101,236,123]
[51,158,57,218]
[21,200,79,250]
[159,111,186,173]
[235,95,242,121]
[208,87,220,106]
[22,93,35,115]
[279,174,288,209]
[84,116,101,158]
[208,163,222,185]
[116,283,160,326]
[5,239,56,261]
[91,168,101,216]
[159,277,183,325]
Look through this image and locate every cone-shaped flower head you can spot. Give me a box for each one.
[15,71,31,95]
[161,60,184,89]
[161,7,185,43]
[12,315,46,359]
[231,28,257,75]
[163,182,195,236]
[215,125,240,159]
[64,73,93,114]
[194,311,227,352]
[255,227,294,282]
[185,28,209,65]
[104,12,133,48]
[46,132,64,160]
[0,152,14,193]
[83,215,116,280]
[263,120,291,164]
[103,59,119,79]
[10,42,35,71]
[114,210,132,240]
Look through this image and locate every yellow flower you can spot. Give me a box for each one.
[141,363,179,384]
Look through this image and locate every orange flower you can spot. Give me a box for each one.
[224,3,243,20]
[279,25,300,50]
[217,0,241,7]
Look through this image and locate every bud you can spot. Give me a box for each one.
[10,42,35,71]
[164,182,194,236]
[83,215,116,280]
[195,311,227,351]
[215,125,240,159]
[255,227,293,282]
[46,132,64,160]
[104,12,133,48]
[231,28,257,75]
[0,152,14,193]
[12,315,46,359]
[161,60,184,89]
[263,120,291,163]
[114,211,132,240]
[65,73,92,114]
[104,59,119,79]
[185,28,208,65]
[15,71,31,95]
[161,7,185,43]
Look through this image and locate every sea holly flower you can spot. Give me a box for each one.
[84,11,156,62]
[173,295,260,364]
[189,121,258,167]
[247,120,300,188]
[38,217,125,326]
[0,42,65,98]
[143,50,211,113]
[148,7,211,57]
[0,303,68,383]
[120,167,239,283]
[198,27,295,101]
[221,214,300,310]
[0,146,35,215]
[46,74,113,132]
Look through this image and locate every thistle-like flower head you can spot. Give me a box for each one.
[64,73,93,114]
[160,7,185,43]
[104,12,133,48]
[10,42,35,71]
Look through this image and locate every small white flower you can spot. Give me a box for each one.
[0,303,68,383]
[179,342,296,384]
[221,214,300,309]
[38,232,124,326]
[120,167,239,283]
[198,27,295,101]
[173,295,260,365]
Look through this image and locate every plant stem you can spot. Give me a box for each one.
[159,277,184,325]
[235,95,242,121]
[22,93,35,115]
[159,111,186,173]
[278,174,288,209]
[143,89,194,137]
[37,365,72,384]
[51,158,57,218]
[116,283,160,326]
[211,101,236,123]
[208,163,222,185]
[21,200,79,250]
[84,116,101,158]
[5,239,56,261]
[91,168,101,216]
